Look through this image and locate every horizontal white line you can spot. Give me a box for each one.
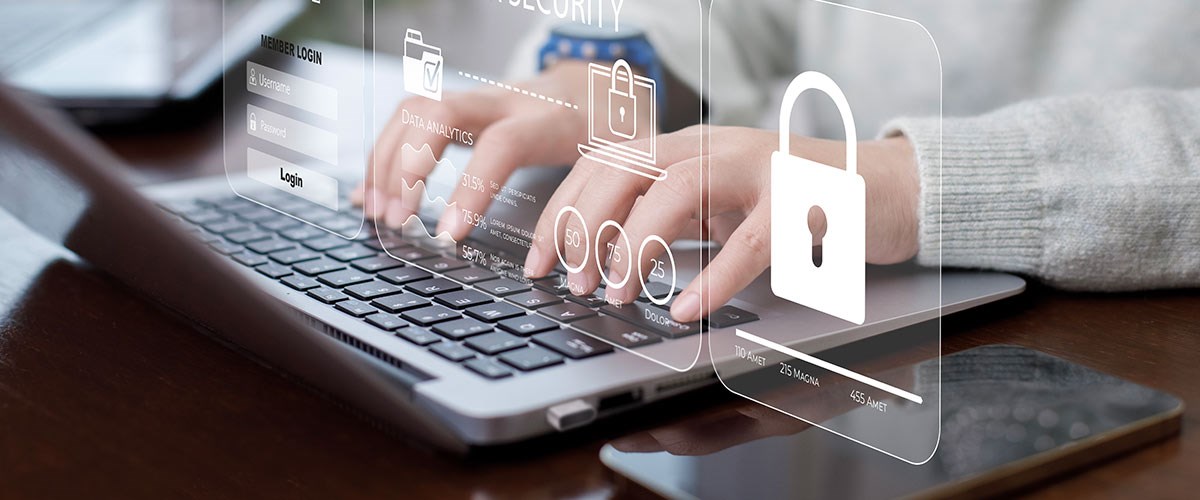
[735,329,924,404]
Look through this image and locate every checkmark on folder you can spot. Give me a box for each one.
[423,59,442,94]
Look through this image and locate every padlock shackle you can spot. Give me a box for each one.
[778,71,857,176]
[611,59,635,96]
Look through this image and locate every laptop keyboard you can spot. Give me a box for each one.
[161,191,759,380]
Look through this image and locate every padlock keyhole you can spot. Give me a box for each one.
[808,205,827,267]
[619,107,626,122]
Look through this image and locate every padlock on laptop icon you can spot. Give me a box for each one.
[770,71,865,325]
[607,59,638,140]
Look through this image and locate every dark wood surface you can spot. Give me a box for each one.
[0,117,1196,499]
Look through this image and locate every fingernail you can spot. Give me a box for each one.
[524,246,543,277]
[385,199,408,228]
[671,292,701,322]
[610,433,661,453]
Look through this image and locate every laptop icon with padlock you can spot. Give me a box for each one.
[578,59,662,181]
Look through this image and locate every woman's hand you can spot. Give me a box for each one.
[524,125,920,323]
[354,61,593,238]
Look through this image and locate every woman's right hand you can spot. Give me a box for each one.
[354,61,593,239]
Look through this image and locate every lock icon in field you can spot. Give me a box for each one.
[608,59,638,140]
[248,112,257,132]
[770,71,865,325]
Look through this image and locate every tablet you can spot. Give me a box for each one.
[601,345,1182,499]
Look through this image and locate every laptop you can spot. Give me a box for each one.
[0,0,303,126]
[0,79,1024,451]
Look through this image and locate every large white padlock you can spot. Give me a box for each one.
[607,59,638,140]
[770,71,865,325]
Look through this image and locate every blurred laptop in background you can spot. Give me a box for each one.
[0,0,302,126]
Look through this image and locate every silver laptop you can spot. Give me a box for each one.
[0,81,1024,452]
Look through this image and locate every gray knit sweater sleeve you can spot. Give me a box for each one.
[885,88,1200,291]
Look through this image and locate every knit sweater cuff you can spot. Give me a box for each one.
[882,117,1042,274]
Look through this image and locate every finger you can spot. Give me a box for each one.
[523,163,594,279]
[562,159,654,296]
[437,111,571,240]
[671,204,771,322]
[603,157,704,305]
[561,132,708,296]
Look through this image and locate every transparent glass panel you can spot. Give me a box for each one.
[707,0,943,463]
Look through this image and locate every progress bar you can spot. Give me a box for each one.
[735,329,924,405]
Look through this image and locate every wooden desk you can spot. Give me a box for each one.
[1,118,1196,498]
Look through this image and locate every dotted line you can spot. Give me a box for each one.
[459,71,580,110]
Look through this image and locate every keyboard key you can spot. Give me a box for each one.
[259,217,302,232]
[445,267,499,284]
[303,236,353,252]
[317,269,373,288]
[532,274,570,295]
[235,206,280,222]
[390,246,437,262]
[351,256,405,273]
[706,305,760,329]
[506,290,563,310]
[418,257,470,273]
[497,315,560,336]
[401,305,461,326]
[194,230,223,244]
[364,313,408,331]
[344,280,403,301]
[307,287,349,304]
[465,302,525,322]
[280,226,326,241]
[378,267,433,285]
[231,251,270,267]
[203,219,251,234]
[434,289,494,310]
[429,342,476,362]
[370,293,430,313]
[254,262,293,279]
[322,216,360,233]
[565,292,608,309]
[226,229,272,244]
[638,282,680,304]
[407,278,463,297]
[269,248,321,265]
[432,318,494,340]
[463,358,513,379]
[280,275,321,291]
[293,258,346,276]
[499,346,564,371]
[533,329,615,359]
[572,315,663,349]
[182,209,225,225]
[335,300,379,317]
[209,241,243,256]
[465,331,526,355]
[475,278,531,297]
[246,239,296,255]
[364,235,408,252]
[537,302,598,323]
[600,303,702,339]
[328,244,378,262]
[395,326,441,346]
